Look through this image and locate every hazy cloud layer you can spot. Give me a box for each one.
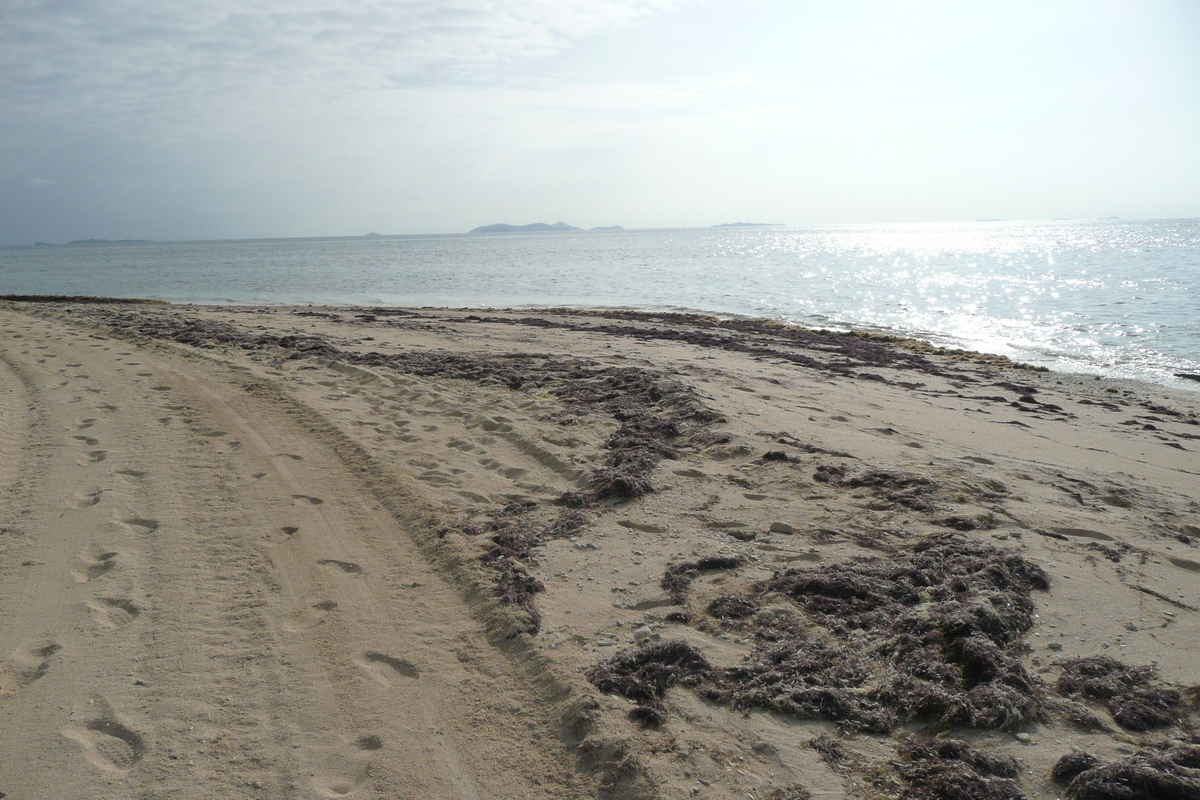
[2,1,1198,244]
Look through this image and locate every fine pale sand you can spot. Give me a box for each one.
[1,300,1197,800]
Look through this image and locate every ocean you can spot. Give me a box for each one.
[2,219,1198,389]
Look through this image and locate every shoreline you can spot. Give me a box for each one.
[7,294,1200,395]
[2,298,1198,799]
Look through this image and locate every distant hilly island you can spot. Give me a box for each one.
[470,222,605,233]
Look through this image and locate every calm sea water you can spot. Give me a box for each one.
[3,219,1198,389]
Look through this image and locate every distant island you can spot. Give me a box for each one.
[469,222,581,233]
[711,222,783,228]
[590,225,624,231]
[67,238,152,245]
[364,232,384,238]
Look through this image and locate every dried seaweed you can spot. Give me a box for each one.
[894,737,1025,800]
[627,705,665,729]
[710,534,1049,732]
[1056,657,1186,732]
[481,311,991,382]
[1052,752,1104,784]
[706,595,760,621]
[475,507,590,633]
[92,309,724,506]
[587,640,714,710]
[661,556,745,604]
[1063,743,1200,800]
[813,467,939,510]
[764,787,812,800]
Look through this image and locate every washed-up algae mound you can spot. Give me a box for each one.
[1055,656,1191,732]
[598,534,1049,733]
[807,734,1027,800]
[1056,741,1200,800]
[587,640,714,727]
[894,737,1024,800]
[716,533,1049,732]
[1051,752,1105,785]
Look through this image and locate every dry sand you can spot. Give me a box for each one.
[1,299,1197,800]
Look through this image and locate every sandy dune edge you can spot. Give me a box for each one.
[1,301,1198,800]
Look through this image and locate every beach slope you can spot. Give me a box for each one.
[1,301,1197,800]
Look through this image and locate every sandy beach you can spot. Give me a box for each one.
[1,298,1197,800]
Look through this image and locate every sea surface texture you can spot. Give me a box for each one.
[3,219,1198,388]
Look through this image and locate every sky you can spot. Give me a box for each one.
[2,0,1199,245]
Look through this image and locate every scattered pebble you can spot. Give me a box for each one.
[769,521,795,534]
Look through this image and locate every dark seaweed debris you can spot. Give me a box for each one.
[471,506,590,633]
[894,737,1025,800]
[1055,657,1187,732]
[587,640,713,718]
[1052,752,1104,784]
[820,468,938,511]
[764,787,812,800]
[706,595,760,621]
[713,534,1049,732]
[1062,743,1200,800]
[485,311,986,383]
[101,311,722,505]
[661,556,745,604]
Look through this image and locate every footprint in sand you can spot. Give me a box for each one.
[358,651,419,685]
[114,469,146,480]
[0,642,62,696]
[1169,557,1200,574]
[318,559,363,575]
[72,435,100,447]
[71,551,118,583]
[88,597,141,628]
[275,453,304,461]
[76,418,97,430]
[120,517,160,533]
[68,488,105,509]
[291,494,324,505]
[64,702,146,771]
[311,750,371,798]
[78,450,108,465]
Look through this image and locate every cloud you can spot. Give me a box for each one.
[1,1,682,107]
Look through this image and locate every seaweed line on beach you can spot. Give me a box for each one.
[465,312,978,385]
[80,308,727,632]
